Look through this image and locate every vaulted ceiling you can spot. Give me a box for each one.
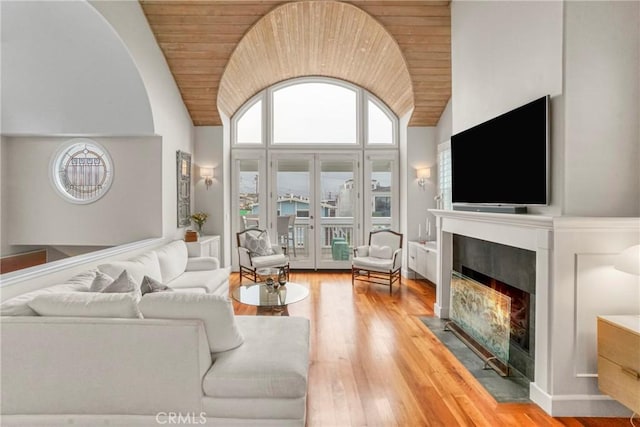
[140,1,451,126]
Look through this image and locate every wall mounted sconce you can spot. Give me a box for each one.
[200,167,214,190]
[417,168,431,189]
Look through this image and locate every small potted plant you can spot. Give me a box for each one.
[191,212,208,236]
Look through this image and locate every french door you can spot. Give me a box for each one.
[270,152,360,269]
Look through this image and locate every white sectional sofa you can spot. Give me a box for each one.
[0,240,310,426]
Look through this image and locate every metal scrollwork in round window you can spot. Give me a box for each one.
[51,138,114,204]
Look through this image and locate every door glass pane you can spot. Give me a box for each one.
[273,83,357,144]
[276,159,311,262]
[371,160,392,230]
[368,100,393,145]
[238,159,260,229]
[319,160,355,263]
[236,100,262,144]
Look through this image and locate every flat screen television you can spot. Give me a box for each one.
[451,95,549,206]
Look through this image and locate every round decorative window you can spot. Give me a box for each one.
[51,138,114,204]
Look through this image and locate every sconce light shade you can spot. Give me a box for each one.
[614,244,640,276]
[200,167,214,190]
[417,168,431,179]
[417,168,431,189]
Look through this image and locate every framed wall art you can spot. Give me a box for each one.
[177,150,192,227]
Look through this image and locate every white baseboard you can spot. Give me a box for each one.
[434,303,449,318]
[529,383,632,417]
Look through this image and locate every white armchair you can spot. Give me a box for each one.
[352,229,403,294]
[237,228,290,284]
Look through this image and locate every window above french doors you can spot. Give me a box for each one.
[231,77,399,270]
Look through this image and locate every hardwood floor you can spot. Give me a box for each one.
[230,271,629,427]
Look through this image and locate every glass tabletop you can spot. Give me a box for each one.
[232,282,309,307]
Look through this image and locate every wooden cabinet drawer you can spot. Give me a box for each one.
[598,318,640,372]
[598,356,640,414]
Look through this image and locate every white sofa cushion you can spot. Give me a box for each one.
[166,269,229,295]
[138,292,243,353]
[27,292,142,318]
[185,257,220,271]
[0,270,97,316]
[173,288,207,294]
[203,316,309,399]
[98,251,161,285]
[154,240,188,283]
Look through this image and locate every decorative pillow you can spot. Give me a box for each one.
[89,271,114,292]
[28,292,142,318]
[102,270,138,295]
[98,251,162,286]
[140,275,173,295]
[244,231,274,257]
[138,293,244,353]
[370,244,393,259]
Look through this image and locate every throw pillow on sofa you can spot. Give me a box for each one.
[89,271,114,292]
[140,275,173,295]
[102,270,139,295]
[98,251,162,286]
[28,292,142,318]
[138,293,244,353]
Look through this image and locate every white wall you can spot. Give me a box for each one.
[435,98,453,144]
[563,1,640,216]
[2,136,162,250]
[0,1,153,136]
[451,0,564,216]
[90,1,195,240]
[193,126,227,264]
[407,127,438,245]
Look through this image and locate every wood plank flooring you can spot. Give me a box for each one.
[230,271,629,427]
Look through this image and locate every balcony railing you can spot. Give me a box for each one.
[283,217,392,252]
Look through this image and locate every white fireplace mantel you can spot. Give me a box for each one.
[429,209,640,417]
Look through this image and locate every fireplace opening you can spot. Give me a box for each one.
[461,266,530,353]
[451,235,536,381]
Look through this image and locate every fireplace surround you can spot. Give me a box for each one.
[430,209,639,417]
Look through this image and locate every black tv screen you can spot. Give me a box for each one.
[451,95,549,205]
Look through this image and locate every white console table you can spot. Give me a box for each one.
[185,235,220,259]
[407,241,438,284]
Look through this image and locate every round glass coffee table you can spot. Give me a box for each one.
[232,282,309,316]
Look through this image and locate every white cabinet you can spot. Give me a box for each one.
[407,241,438,284]
[186,235,220,259]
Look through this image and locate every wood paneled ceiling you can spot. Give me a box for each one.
[140,1,451,126]
[219,1,413,120]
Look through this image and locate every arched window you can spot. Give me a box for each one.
[236,98,262,144]
[273,82,357,144]
[232,77,397,147]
